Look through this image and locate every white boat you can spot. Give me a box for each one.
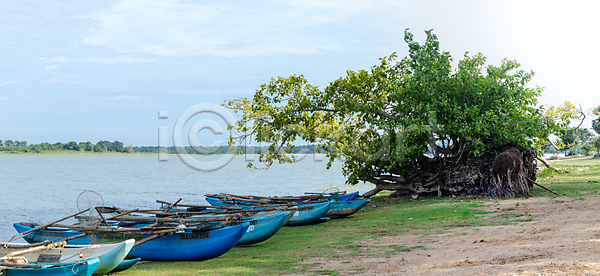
[0,239,135,275]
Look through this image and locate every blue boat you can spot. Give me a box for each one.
[325,199,371,219]
[13,222,249,261]
[0,257,99,276]
[206,197,333,226]
[158,206,291,245]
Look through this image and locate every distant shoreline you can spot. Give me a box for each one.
[0,151,222,156]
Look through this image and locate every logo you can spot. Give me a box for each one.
[159,103,238,172]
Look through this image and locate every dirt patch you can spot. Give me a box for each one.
[294,195,600,275]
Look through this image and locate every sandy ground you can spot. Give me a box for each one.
[299,195,600,275]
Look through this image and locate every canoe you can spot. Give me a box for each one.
[158,207,290,245]
[206,197,333,226]
[0,257,99,276]
[13,222,249,261]
[0,239,134,275]
[325,199,371,219]
[100,210,289,246]
[109,258,140,273]
[82,203,290,246]
[232,211,289,245]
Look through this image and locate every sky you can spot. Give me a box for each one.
[1,0,599,146]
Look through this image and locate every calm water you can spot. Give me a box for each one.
[0,154,373,242]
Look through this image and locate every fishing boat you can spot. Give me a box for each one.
[156,200,294,245]
[0,257,99,276]
[13,222,250,261]
[325,199,371,219]
[0,239,134,275]
[205,196,333,226]
[96,210,289,246]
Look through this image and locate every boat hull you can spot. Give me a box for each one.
[206,198,333,226]
[13,222,249,261]
[325,199,371,219]
[0,240,133,276]
[234,211,289,245]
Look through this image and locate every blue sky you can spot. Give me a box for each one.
[1,0,599,146]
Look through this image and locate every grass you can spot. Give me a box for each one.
[117,156,600,275]
[119,198,526,275]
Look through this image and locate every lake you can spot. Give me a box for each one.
[0,154,373,242]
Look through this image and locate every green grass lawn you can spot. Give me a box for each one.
[118,157,600,276]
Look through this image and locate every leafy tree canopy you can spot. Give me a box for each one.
[224,29,575,188]
[592,106,600,135]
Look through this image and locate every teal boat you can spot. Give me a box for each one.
[0,257,99,276]
[231,211,290,245]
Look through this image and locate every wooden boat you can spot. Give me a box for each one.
[13,222,250,261]
[0,239,134,275]
[205,197,333,226]
[325,199,371,219]
[0,257,99,276]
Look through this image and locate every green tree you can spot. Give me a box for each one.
[77,141,93,151]
[28,144,43,153]
[93,143,105,152]
[66,141,77,150]
[224,29,573,198]
[53,142,64,150]
[112,141,125,152]
[4,140,13,147]
[560,127,596,155]
[592,106,600,135]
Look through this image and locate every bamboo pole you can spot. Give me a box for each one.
[163,198,182,213]
[8,208,91,242]
[0,241,67,260]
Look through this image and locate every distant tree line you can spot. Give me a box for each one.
[0,140,320,155]
[0,140,132,154]
[134,145,320,155]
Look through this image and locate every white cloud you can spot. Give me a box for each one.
[111,95,140,101]
[39,55,156,67]
[79,56,157,64]
[40,56,69,63]
[46,64,62,70]
[42,79,80,84]
[72,0,403,57]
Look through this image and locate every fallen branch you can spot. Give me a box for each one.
[525,176,560,195]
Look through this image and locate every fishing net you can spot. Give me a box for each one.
[76,190,104,219]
